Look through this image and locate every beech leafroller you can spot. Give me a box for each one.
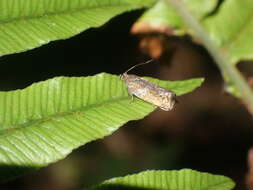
[120,60,177,111]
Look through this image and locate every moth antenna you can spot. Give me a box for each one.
[124,59,154,74]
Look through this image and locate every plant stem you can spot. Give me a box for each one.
[167,0,253,112]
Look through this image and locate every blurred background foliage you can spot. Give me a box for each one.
[1,9,252,190]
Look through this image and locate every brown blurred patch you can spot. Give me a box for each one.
[131,22,175,36]
[246,148,253,190]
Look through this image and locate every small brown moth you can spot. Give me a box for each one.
[120,60,177,111]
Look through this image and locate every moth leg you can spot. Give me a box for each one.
[131,94,134,102]
[128,92,134,103]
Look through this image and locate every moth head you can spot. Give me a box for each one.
[120,73,128,81]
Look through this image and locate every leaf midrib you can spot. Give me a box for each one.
[0,95,132,135]
[0,3,140,25]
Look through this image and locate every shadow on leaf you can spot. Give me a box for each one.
[0,164,38,182]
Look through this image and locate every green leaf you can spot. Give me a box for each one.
[0,0,155,56]
[135,0,253,63]
[203,0,253,63]
[135,0,186,34]
[135,0,217,34]
[87,169,235,190]
[0,73,203,180]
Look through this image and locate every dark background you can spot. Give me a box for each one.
[1,10,253,190]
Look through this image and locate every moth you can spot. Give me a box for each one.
[120,60,177,111]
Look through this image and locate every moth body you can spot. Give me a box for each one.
[121,73,176,111]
